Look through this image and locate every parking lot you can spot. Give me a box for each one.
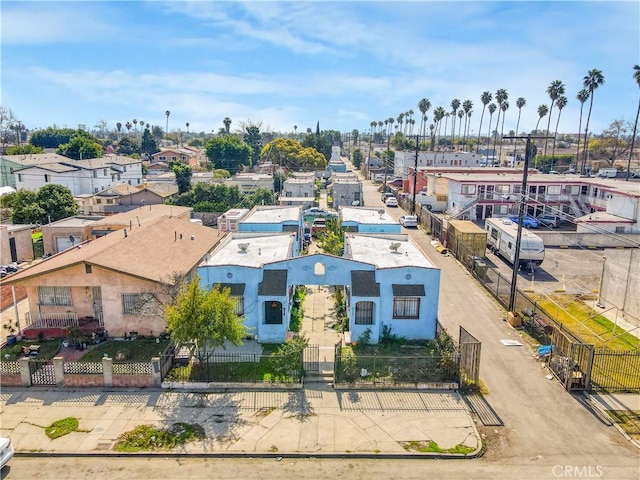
[484,245,607,295]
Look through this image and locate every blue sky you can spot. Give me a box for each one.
[2,1,638,138]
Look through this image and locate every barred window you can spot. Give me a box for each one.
[233,296,244,316]
[355,301,374,325]
[122,293,160,316]
[38,286,72,306]
[393,297,420,319]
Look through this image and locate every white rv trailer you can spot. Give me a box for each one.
[484,217,545,268]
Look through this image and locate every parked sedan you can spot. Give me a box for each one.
[399,215,418,228]
[507,214,539,228]
[0,437,14,469]
[385,196,398,207]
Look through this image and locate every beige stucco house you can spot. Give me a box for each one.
[3,213,222,337]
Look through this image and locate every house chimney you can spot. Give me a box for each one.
[124,229,128,238]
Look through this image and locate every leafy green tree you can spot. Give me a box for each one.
[172,163,192,194]
[152,125,164,142]
[205,135,251,174]
[261,138,327,171]
[165,278,247,363]
[10,190,45,224]
[30,127,93,149]
[188,137,205,147]
[243,124,263,165]
[38,184,78,221]
[590,119,631,166]
[57,135,103,160]
[352,148,362,169]
[317,218,345,256]
[10,184,78,224]
[141,127,159,159]
[6,144,43,155]
[116,135,141,156]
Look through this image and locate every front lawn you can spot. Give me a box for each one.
[79,338,171,362]
[1,339,61,361]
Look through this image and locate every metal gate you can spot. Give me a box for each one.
[459,326,481,390]
[549,329,594,391]
[29,359,56,386]
[303,344,319,374]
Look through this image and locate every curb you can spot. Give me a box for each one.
[15,449,485,460]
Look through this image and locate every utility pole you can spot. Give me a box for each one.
[383,133,390,193]
[411,135,419,215]
[504,134,553,313]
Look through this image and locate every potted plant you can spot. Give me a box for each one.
[3,320,17,346]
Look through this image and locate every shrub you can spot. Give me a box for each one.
[269,335,308,378]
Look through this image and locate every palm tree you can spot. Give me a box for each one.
[185,122,190,135]
[406,110,414,135]
[486,103,497,164]
[223,117,232,134]
[132,119,138,135]
[125,121,132,135]
[397,114,404,135]
[116,122,122,139]
[581,69,605,173]
[443,112,451,148]
[432,107,445,150]
[477,91,492,153]
[534,104,549,133]
[388,117,395,136]
[534,104,549,168]
[627,65,640,180]
[498,101,509,162]
[378,121,384,136]
[139,121,145,137]
[418,98,431,140]
[384,118,389,135]
[575,89,590,172]
[370,121,377,138]
[165,110,170,139]
[457,110,464,149]
[550,95,568,168]
[514,97,526,136]
[492,89,508,161]
[462,100,473,151]
[543,80,566,158]
[450,99,460,148]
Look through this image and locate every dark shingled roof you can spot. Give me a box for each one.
[351,270,379,297]
[258,270,288,295]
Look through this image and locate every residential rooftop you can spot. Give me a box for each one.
[4,216,221,284]
[91,204,192,228]
[347,234,436,269]
[204,233,295,268]
[340,206,399,226]
[47,216,105,228]
[242,206,301,224]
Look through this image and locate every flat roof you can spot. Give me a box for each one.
[205,233,294,267]
[47,216,105,228]
[347,234,436,269]
[340,206,398,225]
[242,206,301,224]
[440,173,640,197]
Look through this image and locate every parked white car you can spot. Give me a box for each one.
[399,215,418,228]
[385,196,398,207]
[0,437,14,469]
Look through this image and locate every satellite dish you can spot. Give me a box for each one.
[238,243,250,252]
[389,242,401,253]
[377,209,385,216]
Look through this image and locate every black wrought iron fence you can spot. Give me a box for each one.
[163,352,302,384]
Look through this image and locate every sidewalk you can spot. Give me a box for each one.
[0,386,482,457]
